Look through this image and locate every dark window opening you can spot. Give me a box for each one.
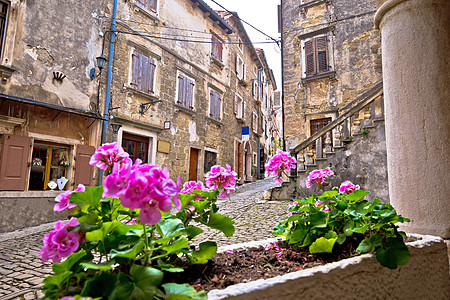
[204,150,217,174]
[122,132,149,163]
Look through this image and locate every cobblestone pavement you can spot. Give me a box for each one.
[0,177,292,299]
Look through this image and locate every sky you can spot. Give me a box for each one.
[203,0,282,90]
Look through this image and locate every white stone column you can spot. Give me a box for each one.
[375,0,450,238]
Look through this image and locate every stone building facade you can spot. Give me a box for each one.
[0,0,105,231]
[0,0,278,232]
[281,0,382,148]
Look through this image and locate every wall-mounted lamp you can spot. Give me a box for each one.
[90,55,107,79]
[111,122,122,134]
[139,100,162,115]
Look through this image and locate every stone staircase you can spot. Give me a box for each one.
[272,81,389,202]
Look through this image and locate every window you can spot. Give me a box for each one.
[177,72,195,109]
[204,150,217,173]
[136,0,157,12]
[234,94,246,120]
[0,135,95,191]
[238,38,243,52]
[310,117,332,149]
[252,112,258,133]
[235,55,245,80]
[131,50,156,94]
[252,80,258,100]
[122,132,149,163]
[211,34,223,62]
[304,36,329,76]
[0,1,8,57]
[209,89,222,121]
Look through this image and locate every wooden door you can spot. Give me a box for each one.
[189,148,199,181]
[0,134,32,191]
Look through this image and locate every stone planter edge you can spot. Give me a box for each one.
[208,234,450,300]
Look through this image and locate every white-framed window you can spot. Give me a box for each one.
[234,94,246,120]
[135,0,157,13]
[253,152,257,167]
[235,54,245,80]
[252,112,258,133]
[0,1,9,59]
[252,79,258,100]
[204,148,218,173]
[209,89,222,121]
[176,71,195,110]
[301,33,334,78]
[117,126,157,164]
[130,49,156,95]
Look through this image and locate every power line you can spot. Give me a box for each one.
[113,29,278,45]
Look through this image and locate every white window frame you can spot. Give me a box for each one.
[235,94,244,119]
[117,126,157,164]
[236,54,245,80]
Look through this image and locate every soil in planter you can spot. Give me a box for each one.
[164,240,361,293]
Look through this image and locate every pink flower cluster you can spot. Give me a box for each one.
[314,199,333,212]
[205,165,237,198]
[89,142,130,171]
[265,151,297,183]
[339,180,360,194]
[305,169,334,188]
[180,181,208,200]
[53,184,86,212]
[40,218,81,263]
[103,157,181,225]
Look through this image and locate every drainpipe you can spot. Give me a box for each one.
[98,0,118,186]
[280,0,286,151]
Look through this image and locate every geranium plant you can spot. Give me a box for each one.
[267,151,410,269]
[40,142,236,299]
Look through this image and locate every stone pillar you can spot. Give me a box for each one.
[375,0,450,238]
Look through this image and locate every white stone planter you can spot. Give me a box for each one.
[208,234,450,300]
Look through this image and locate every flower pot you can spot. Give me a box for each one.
[208,234,450,300]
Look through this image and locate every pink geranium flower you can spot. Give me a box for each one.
[40,218,81,263]
[89,142,130,171]
[180,181,208,201]
[265,151,297,183]
[339,180,361,195]
[53,184,86,212]
[205,165,237,198]
[305,169,334,189]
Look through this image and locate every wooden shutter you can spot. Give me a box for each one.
[177,74,185,104]
[243,101,246,120]
[74,145,95,188]
[316,37,328,73]
[211,35,222,61]
[186,77,194,109]
[0,134,31,191]
[148,58,155,93]
[305,39,315,75]
[141,54,149,93]
[234,95,238,114]
[150,0,157,11]
[131,51,140,87]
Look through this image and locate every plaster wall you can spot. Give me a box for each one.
[375,0,450,238]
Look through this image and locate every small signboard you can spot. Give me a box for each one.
[242,126,249,142]
[157,141,170,153]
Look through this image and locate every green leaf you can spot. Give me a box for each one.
[70,186,103,207]
[207,213,235,236]
[156,259,184,272]
[43,271,72,286]
[301,233,314,247]
[288,229,307,244]
[191,200,209,211]
[157,218,185,239]
[272,222,286,236]
[324,230,338,239]
[356,238,372,253]
[81,271,117,297]
[336,200,348,210]
[185,226,204,240]
[110,265,164,300]
[77,212,99,225]
[310,237,337,253]
[336,233,346,245]
[86,221,122,242]
[376,241,410,269]
[163,237,189,255]
[346,190,370,201]
[322,191,338,198]
[52,250,86,273]
[310,211,328,228]
[163,283,208,300]
[110,240,145,259]
[80,261,115,271]
[343,220,355,236]
[194,189,219,200]
[191,241,217,264]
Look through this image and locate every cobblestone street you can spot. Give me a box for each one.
[0,177,293,299]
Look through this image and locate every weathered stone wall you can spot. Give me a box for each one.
[282,0,382,148]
